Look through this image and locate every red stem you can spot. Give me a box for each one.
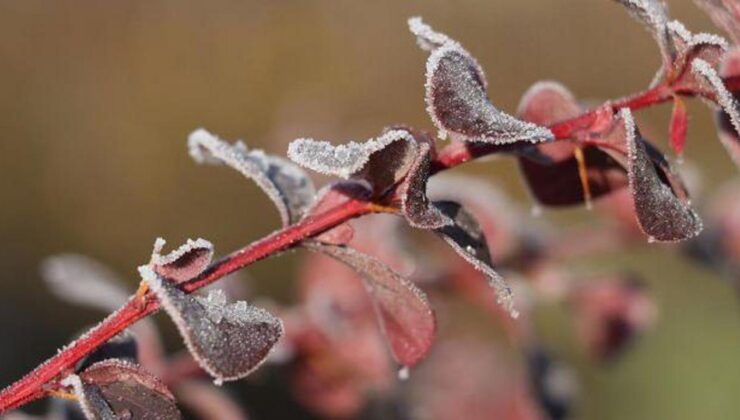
[1,74,739,414]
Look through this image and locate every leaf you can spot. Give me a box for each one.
[398,143,452,229]
[411,18,553,145]
[666,21,728,85]
[41,254,131,312]
[140,266,283,383]
[516,82,628,206]
[150,237,214,284]
[305,242,436,367]
[189,128,316,226]
[693,0,740,44]
[669,96,689,156]
[716,48,740,169]
[622,108,703,242]
[62,360,181,420]
[433,200,517,318]
[288,129,419,194]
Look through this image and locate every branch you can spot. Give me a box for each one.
[1,74,738,414]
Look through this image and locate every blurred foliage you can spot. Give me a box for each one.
[1,1,740,419]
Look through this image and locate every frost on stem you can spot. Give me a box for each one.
[302,181,373,245]
[140,266,283,384]
[433,200,518,318]
[42,255,131,313]
[409,18,553,145]
[189,128,316,226]
[288,129,419,195]
[61,359,181,419]
[305,242,436,367]
[622,109,703,242]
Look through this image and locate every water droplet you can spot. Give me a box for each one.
[647,236,656,244]
[530,205,542,217]
[213,378,224,387]
[398,366,410,381]
[118,409,133,420]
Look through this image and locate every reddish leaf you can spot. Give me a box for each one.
[151,238,214,284]
[433,200,517,318]
[622,109,703,242]
[305,242,436,367]
[141,267,283,383]
[189,129,316,226]
[669,96,689,156]
[63,360,181,420]
[409,18,553,145]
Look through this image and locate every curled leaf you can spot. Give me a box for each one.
[433,200,517,318]
[288,129,419,195]
[305,242,436,367]
[140,267,283,383]
[62,360,181,420]
[151,238,214,283]
[189,128,315,225]
[622,109,703,242]
[398,143,452,229]
[412,18,553,144]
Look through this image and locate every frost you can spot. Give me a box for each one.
[150,237,214,283]
[306,242,436,367]
[63,360,181,420]
[407,16,454,51]
[398,143,453,229]
[287,129,419,195]
[141,266,283,382]
[42,254,131,313]
[622,108,703,242]
[692,59,740,138]
[189,128,315,226]
[433,200,517,318]
[424,42,554,145]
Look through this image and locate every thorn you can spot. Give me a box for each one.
[573,146,593,209]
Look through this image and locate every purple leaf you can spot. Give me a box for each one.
[62,360,181,420]
[622,109,703,242]
[140,267,283,384]
[433,200,517,318]
[150,238,214,284]
[189,128,316,226]
[306,242,436,367]
[398,143,452,229]
[288,129,419,194]
[410,18,553,145]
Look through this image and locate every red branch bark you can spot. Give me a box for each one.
[1,75,738,413]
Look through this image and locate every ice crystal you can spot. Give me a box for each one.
[692,58,740,138]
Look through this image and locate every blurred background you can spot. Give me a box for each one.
[1,0,740,419]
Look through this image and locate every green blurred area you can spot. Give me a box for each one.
[1,1,739,419]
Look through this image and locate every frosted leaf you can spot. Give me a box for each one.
[693,0,740,44]
[666,21,728,82]
[692,59,740,139]
[398,143,452,229]
[622,109,703,242]
[288,129,419,194]
[63,360,181,420]
[424,42,553,144]
[150,237,213,284]
[614,0,672,64]
[407,16,455,51]
[516,82,628,206]
[141,267,283,382]
[715,49,740,169]
[302,181,372,245]
[306,242,436,367]
[433,200,517,318]
[188,128,315,226]
[42,254,130,312]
